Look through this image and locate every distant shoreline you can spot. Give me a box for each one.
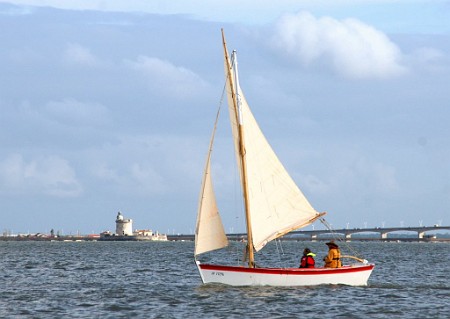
[1,235,449,243]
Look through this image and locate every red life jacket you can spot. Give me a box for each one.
[299,255,315,268]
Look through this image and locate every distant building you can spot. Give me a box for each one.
[134,229,168,241]
[115,211,133,236]
[99,211,167,241]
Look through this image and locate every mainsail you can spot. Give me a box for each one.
[195,32,324,257]
[194,110,229,256]
[224,50,323,252]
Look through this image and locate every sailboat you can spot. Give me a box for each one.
[194,30,375,286]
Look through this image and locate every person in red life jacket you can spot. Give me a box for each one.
[323,241,342,268]
[299,248,316,268]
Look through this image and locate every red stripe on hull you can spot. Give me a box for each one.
[199,264,374,275]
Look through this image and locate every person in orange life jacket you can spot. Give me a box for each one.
[299,248,316,268]
[324,241,342,268]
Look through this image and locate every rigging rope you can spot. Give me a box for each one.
[274,239,286,268]
[319,217,365,262]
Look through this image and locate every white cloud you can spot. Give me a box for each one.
[44,98,111,127]
[93,163,119,181]
[412,47,445,62]
[88,134,203,196]
[129,163,167,194]
[408,47,448,73]
[0,154,83,197]
[91,161,168,195]
[0,4,34,15]
[126,55,209,98]
[271,11,407,79]
[63,43,102,66]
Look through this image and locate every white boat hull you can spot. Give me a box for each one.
[196,261,374,286]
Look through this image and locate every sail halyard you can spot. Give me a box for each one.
[221,29,255,268]
[194,107,229,257]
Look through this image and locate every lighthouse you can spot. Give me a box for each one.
[115,211,133,236]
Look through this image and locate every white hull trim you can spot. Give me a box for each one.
[195,261,374,287]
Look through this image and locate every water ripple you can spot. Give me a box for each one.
[0,241,448,318]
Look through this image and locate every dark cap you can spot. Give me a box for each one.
[326,241,338,248]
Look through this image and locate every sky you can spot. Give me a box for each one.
[0,1,449,235]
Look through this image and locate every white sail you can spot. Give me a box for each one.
[194,112,229,256]
[225,51,322,252]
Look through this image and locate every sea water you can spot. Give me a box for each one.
[0,241,448,318]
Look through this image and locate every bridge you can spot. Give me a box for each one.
[167,225,450,242]
[288,225,450,240]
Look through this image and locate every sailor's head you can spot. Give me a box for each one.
[326,241,338,248]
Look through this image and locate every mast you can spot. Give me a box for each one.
[221,29,255,268]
